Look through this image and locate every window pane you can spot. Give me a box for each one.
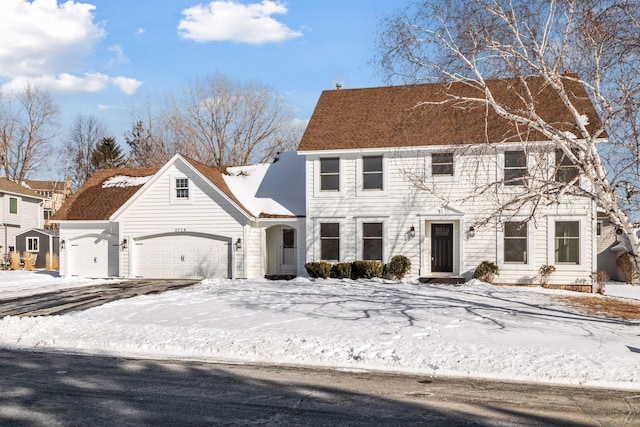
[363,156,382,172]
[504,222,527,237]
[320,223,339,237]
[505,239,527,263]
[320,175,339,191]
[283,229,294,248]
[321,239,339,261]
[176,178,189,199]
[363,239,382,261]
[363,174,382,190]
[9,197,17,214]
[320,157,339,173]
[363,223,382,237]
[432,152,454,176]
[433,152,453,164]
[555,239,579,264]
[505,151,526,168]
[432,164,453,175]
[555,221,579,238]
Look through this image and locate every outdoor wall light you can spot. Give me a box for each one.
[409,226,416,238]
[121,239,128,250]
[60,240,65,250]
[469,226,476,238]
[236,238,242,250]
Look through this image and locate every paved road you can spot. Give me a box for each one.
[0,279,198,317]
[0,349,637,426]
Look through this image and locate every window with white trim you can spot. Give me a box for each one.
[504,222,527,263]
[362,222,383,261]
[9,197,17,214]
[362,156,383,190]
[504,151,527,186]
[555,221,580,264]
[320,158,340,191]
[320,223,340,261]
[432,152,454,176]
[555,149,579,184]
[27,237,39,252]
[175,178,189,199]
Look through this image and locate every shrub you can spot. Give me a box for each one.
[330,262,352,279]
[23,252,34,270]
[616,253,639,284]
[9,252,20,270]
[304,262,331,279]
[388,255,411,280]
[590,270,609,294]
[538,264,556,287]
[473,261,499,283]
[351,260,384,279]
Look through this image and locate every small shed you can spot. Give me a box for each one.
[15,228,59,270]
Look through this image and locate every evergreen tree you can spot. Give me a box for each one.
[91,137,125,169]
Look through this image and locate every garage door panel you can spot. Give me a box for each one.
[135,234,230,279]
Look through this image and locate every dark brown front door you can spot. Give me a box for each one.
[431,224,453,273]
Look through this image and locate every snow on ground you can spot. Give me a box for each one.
[0,271,639,390]
[0,270,118,299]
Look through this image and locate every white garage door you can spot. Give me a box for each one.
[69,236,111,278]
[134,234,230,279]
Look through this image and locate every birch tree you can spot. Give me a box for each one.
[378,0,640,276]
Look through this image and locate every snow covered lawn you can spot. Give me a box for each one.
[0,272,638,390]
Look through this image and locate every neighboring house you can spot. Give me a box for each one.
[0,177,45,255]
[15,228,59,269]
[52,152,305,279]
[297,77,603,286]
[22,179,72,229]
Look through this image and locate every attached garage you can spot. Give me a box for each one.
[68,234,117,278]
[134,232,231,279]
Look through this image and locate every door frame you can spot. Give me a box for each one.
[421,219,463,276]
[431,223,454,273]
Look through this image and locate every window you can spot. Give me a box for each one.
[362,222,383,261]
[320,158,340,191]
[9,197,17,214]
[556,149,579,184]
[432,152,454,176]
[596,221,603,237]
[44,209,52,220]
[27,237,39,252]
[504,151,527,185]
[555,221,580,264]
[504,222,527,263]
[362,156,383,190]
[175,178,189,199]
[320,223,340,261]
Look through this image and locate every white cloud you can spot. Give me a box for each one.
[135,27,145,35]
[178,0,302,44]
[107,45,129,66]
[0,1,141,95]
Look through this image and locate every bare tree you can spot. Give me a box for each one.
[0,85,59,181]
[124,101,174,168]
[65,114,107,190]
[162,74,299,166]
[378,0,640,275]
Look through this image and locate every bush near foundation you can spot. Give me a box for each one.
[388,255,411,280]
[330,262,352,279]
[351,260,384,279]
[473,261,499,283]
[304,262,331,279]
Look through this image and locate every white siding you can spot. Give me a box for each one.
[58,222,119,277]
[0,194,42,251]
[305,146,595,285]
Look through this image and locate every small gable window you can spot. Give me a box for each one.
[175,178,189,199]
[432,152,454,176]
[555,149,580,184]
[27,237,39,252]
[504,151,527,186]
[362,156,383,190]
[320,158,340,191]
[9,197,17,214]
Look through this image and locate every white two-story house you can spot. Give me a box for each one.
[298,76,602,286]
[0,177,45,256]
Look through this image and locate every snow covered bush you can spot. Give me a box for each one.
[351,260,384,279]
[304,262,331,279]
[590,270,609,294]
[473,261,499,283]
[388,255,411,280]
[330,262,352,279]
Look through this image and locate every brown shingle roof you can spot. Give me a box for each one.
[298,76,605,152]
[22,180,66,192]
[51,168,158,221]
[0,177,45,199]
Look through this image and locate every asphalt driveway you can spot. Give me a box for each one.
[0,279,199,318]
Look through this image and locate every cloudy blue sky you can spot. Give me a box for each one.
[0,0,408,156]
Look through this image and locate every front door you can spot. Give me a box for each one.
[431,224,453,273]
[280,228,296,274]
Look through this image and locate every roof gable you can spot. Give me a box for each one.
[0,177,45,200]
[298,76,605,152]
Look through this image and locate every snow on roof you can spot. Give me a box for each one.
[223,151,305,217]
[102,175,153,188]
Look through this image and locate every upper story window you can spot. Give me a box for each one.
[175,178,189,199]
[504,222,527,263]
[320,157,340,191]
[9,197,17,214]
[320,223,340,261]
[555,149,579,184]
[555,221,580,264]
[362,156,383,190]
[362,222,383,261]
[432,152,454,176]
[504,151,527,186]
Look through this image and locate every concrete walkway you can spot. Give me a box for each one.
[0,279,199,318]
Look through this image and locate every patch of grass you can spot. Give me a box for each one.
[557,295,640,321]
